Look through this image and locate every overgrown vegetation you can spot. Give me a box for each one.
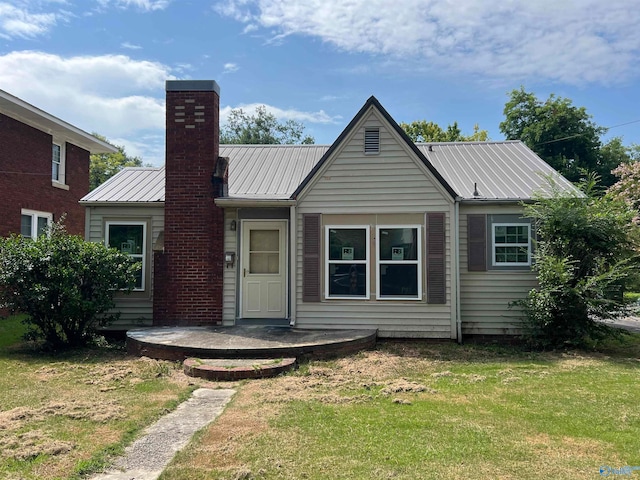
[516,177,640,348]
[0,221,139,349]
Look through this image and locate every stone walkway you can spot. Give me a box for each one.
[91,388,235,480]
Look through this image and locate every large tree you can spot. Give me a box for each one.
[500,87,631,186]
[400,120,488,143]
[221,105,314,145]
[90,134,146,190]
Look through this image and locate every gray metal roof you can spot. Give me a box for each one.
[221,144,329,199]
[81,141,577,204]
[416,141,578,200]
[81,167,165,203]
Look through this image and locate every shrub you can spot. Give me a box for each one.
[0,221,139,349]
[517,178,640,348]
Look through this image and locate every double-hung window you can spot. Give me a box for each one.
[52,142,64,184]
[325,226,369,299]
[21,209,52,239]
[106,222,146,291]
[377,225,422,300]
[492,223,531,266]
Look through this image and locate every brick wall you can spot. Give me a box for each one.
[153,80,224,326]
[0,113,89,237]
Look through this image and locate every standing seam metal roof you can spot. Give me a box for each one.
[80,141,577,203]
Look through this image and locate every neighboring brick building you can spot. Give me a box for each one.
[0,89,116,238]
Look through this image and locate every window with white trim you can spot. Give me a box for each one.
[377,225,422,300]
[21,209,52,239]
[106,222,146,290]
[326,226,369,299]
[52,141,65,184]
[492,223,531,266]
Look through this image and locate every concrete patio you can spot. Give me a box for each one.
[126,326,378,361]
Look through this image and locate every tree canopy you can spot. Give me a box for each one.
[221,105,314,145]
[500,87,631,186]
[90,134,146,190]
[400,120,489,143]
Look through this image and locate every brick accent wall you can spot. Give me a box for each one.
[153,81,224,326]
[0,113,89,237]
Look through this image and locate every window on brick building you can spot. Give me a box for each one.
[106,222,146,290]
[52,141,65,185]
[21,209,53,240]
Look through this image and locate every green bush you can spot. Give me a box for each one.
[0,222,139,349]
[517,177,640,348]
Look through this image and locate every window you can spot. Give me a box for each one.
[364,128,380,154]
[326,226,369,299]
[21,209,52,239]
[492,223,531,266]
[106,222,146,290]
[52,141,65,184]
[377,226,421,300]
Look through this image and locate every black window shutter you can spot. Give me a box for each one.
[427,212,446,304]
[302,213,321,302]
[467,214,487,272]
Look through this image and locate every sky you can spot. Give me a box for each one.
[1,0,640,166]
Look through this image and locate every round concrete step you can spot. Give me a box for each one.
[184,357,297,381]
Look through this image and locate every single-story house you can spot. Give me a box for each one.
[80,80,577,340]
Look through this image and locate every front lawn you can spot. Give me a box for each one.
[162,337,640,480]
[0,315,197,480]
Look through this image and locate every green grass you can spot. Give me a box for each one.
[162,336,640,480]
[0,315,195,480]
[624,291,640,303]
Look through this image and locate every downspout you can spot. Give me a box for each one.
[454,198,462,343]
[289,204,297,326]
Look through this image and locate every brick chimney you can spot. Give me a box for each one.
[153,80,224,326]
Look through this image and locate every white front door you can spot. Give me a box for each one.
[241,220,287,318]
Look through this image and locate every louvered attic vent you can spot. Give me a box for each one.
[364,128,380,154]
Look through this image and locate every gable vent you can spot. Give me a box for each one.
[364,128,380,154]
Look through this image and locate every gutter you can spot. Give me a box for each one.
[214,198,297,208]
[79,201,165,207]
[454,197,462,344]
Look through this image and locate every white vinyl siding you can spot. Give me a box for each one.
[223,208,238,325]
[295,109,455,338]
[85,204,164,328]
[460,205,538,336]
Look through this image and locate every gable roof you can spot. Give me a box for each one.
[80,96,580,205]
[291,96,458,200]
[0,89,117,154]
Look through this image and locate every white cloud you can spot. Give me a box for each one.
[121,41,142,49]
[220,103,341,125]
[215,0,640,85]
[95,0,170,11]
[0,51,172,164]
[0,2,60,39]
[222,62,239,74]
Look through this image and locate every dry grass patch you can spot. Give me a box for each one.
[162,338,640,480]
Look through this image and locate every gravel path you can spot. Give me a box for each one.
[91,388,235,480]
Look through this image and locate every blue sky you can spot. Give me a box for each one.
[1,0,639,166]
